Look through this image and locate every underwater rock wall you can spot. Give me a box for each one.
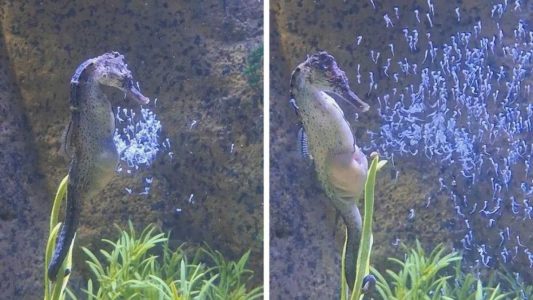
[0,25,49,299]
[271,0,531,298]
[0,0,262,297]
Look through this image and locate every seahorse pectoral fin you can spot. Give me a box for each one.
[297,127,313,161]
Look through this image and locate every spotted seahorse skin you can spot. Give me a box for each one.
[48,52,149,281]
[290,51,369,291]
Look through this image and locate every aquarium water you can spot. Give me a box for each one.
[356,0,532,280]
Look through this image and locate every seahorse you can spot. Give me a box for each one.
[48,52,149,280]
[290,51,372,292]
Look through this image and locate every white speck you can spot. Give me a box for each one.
[427,0,434,15]
[190,120,197,129]
[426,13,433,28]
[176,208,182,213]
[356,35,363,46]
[383,14,394,28]
[125,187,132,194]
[230,143,235,153]
[408,208,415,220]
[139,187,150,195]
[114,107,164,171]
[188,193,194,204]
[514,0,521,11]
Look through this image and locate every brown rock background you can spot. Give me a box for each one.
[0,1,262,298]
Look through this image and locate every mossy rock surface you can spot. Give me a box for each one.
[0,1,262,298]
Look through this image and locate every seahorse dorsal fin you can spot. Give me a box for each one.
[60,119,74,159]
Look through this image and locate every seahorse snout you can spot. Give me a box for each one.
[124,80,150,105]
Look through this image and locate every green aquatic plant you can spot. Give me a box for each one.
[243,44,263,91]
[341,154,387,300]
[371,241,461,299]
[65,222,262,300]
[440,264,507,300]
[370,242,515,300]
[202,246,263,299]
[44,175,76,300]
[498,270,533,299]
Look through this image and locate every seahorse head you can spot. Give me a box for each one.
[92,52,149,105]
[292,51,369,112]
